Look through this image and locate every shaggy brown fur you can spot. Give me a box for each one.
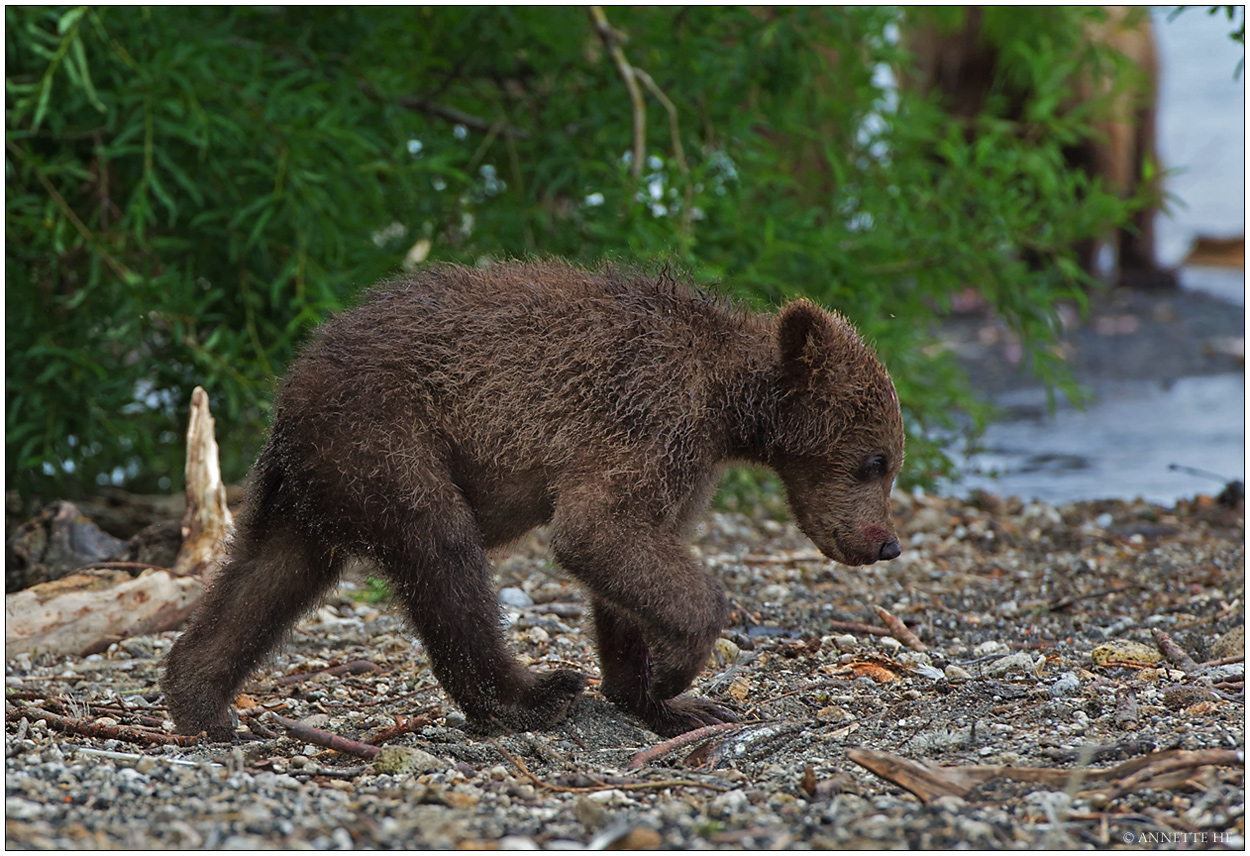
[162,260,905,739]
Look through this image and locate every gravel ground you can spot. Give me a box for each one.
[5,489,1244,850]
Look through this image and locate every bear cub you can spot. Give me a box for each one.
[163,260,905,739]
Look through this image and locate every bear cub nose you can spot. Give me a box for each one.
[878,538,902,561]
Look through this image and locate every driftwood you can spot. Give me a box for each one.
[3,568,203,657]
[171,386,233,580]
[4,387,231,656]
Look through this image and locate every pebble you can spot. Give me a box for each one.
[1049,672,1081,698]
[499,587,533,608]
[984,652,1038,677]
[1090,639,1161,666]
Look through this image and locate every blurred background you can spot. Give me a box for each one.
[5,6,1245,511]
[955,6,1244,503]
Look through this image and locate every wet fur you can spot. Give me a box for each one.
[162,260,905,739]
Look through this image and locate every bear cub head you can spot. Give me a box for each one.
[770,299,905,566]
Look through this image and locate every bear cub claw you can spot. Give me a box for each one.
[644,695,739,739]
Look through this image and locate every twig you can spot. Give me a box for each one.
[7,702,198,747]
[71,561,168,573]
[628,721,749,769]
[873,605,928,651]
[288,764,371,779]
[490,738,726,793]
[1198,653,1245,668]
[238,711,279,740]
[588,6,645,177]
[277,659,383,687]
[1151,629,1202,673]
[361,713,433,746]
[632,67,688,174]
[72,746,205,767]
[263,712,379,760]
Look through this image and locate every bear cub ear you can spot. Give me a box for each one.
[777,299,832,381]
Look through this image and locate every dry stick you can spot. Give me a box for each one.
[238,711,279,740]
[1151,629,1202,673]
[588,6,645,178]
[7,702,198,747]
[263,712,379,760]
[1198,654,1245,668]
[277,659,383,687]
[362,713,433,746]
[873,605,928,651]
[72,561,169,573]
[489,738,727,794]
[628,721,751,769]
[1106,748,1244,798]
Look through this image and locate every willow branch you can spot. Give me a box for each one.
[588,6,645,178]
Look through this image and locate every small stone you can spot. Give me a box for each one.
[973,640,1010,657]
[499,587,533,607]
[1212,625,1245,660]
[617,828,662,849]
[879,636,902,653]
[1049,672,1081,697]
[586,788,629,807]
[499,835,539,849]
[575,794,609,829]
[1090,639,1161,667]
[758,583,788,602]
[833,634,859,651]
[984,652,1037,677]
[709,636,740,668]
[372,746,449,776]
[944,664,973,680]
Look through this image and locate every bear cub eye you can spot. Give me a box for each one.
[858,454,889,482]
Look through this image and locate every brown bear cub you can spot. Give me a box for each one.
[162,260,905,740]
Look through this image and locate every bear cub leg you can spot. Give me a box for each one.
[163,522,343,740]
[591,597,738,738]
[378,502,586,733]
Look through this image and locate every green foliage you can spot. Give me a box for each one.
[346,575,395,606]
[7,6,1151,499]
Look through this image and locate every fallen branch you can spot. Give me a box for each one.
[847,747,1244,805]
[262,712,379,760]
[873,605,928,651]
[491,738,727,793]
[6,702,198,747]
[277,659,384,687]
[4,568,204,657]
[628,721,751,769]
[1152,629,1202,673]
